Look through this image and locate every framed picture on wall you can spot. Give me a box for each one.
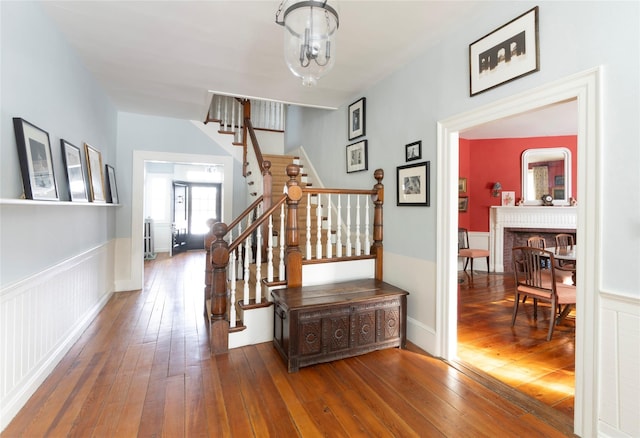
[85,143,106,202]
[61,139,88,202]
[469,6,539,96]
[348,97,366,140]
[501,191,515,206]
[458,177,467,193]
[105,164,119,204]
[405,141,422,162]
[13,117,59,200]
[397,161,430,206]
[459,196,469,212]
[346,140,368,173]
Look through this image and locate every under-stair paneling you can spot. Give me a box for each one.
[599,291,640,437]
[301,259,375,287]
[0,242,115,430]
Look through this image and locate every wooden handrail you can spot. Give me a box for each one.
[303,187,378,196]
[227,195,263,232]
[228,194,287,254]
[245,118,265,171]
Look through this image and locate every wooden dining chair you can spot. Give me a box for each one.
[554,233,576,271]
[527,236,546,249]
[458,228,490,274]
[511,246,576,341]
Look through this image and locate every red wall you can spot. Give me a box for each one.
[458,136,577,232]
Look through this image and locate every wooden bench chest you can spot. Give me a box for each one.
[271,279,408,372]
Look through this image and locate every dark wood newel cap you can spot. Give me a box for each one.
[212,222,228,239]
[286,163,300,178]
[374,168,384,183]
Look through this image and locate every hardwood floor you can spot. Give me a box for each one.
[456,270,575,421]
[2,252,575,437]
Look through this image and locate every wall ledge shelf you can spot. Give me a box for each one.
[0,198,120,207]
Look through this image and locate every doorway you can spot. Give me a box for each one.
[436,68,601,437]
[172,181,222,253]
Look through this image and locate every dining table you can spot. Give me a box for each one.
[547,246,577,285]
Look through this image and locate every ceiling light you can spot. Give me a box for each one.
[276,0,339,87]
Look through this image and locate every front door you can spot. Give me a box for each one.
[173,181,222,251]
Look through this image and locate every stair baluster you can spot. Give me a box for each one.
[346,195,352,257]
[243,214,252,305]
[229,232,237,328]
[316,196,322,259]
[326,194,332,258]
[255,206,262,304]
[267,214,274,282]
[305,193,312,259]
[279,204,286,280]
[336,194,342,257]
[355,195,362,255]
[365,198,371,255]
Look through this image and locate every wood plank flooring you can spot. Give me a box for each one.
[2,252,575,437]
[456,270,575,420]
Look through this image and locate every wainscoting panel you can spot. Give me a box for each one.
[0,242,114,431]
[599,291,640,437]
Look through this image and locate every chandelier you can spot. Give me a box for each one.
[276,0,339,87]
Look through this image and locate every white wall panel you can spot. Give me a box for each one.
[0,242,114,431]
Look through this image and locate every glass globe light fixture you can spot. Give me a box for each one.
[276,0,339,87]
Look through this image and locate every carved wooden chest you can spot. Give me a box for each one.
[272,279,408,372]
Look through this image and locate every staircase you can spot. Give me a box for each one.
[202,93,385,354]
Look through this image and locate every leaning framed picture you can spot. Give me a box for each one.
[13,118,59,200]
[348,97,366,140]
[469,6,539,96]
[405,141,422,162]
[61,139,88,202]
[105,164,119,204]
[84,143,106,202]
[346,140,368,173]
[397,161,430,206]
[458,196,469,212]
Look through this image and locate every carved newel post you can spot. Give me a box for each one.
[209,222,230,354]
[284,164,303,287]
[372,169,384,280]
[203,218,216,316]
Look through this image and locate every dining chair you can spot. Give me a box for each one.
[554,233,576,271]
[458,228,490,274]
[527,236,546,249]
[511,246,576,341]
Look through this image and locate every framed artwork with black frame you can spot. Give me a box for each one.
[105,164,119,204]
[84,143,106,202]
[346,140,368,173]
[397,161,430,206]
[469,6,539,96]
[405,141,422,162]
[348,97,366,140]
[13,117,59,200]
[61,139,88,202]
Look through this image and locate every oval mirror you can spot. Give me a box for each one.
[521,147,571,205]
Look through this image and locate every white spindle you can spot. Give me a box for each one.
[267,214,274,282]
[279,204,285,280]
[229,234,237,328]
[255,214,262,304]
[346,195,352,257]
[237,222,243,279]
[230,98,235,134]
[243,215,252,305]
[216,95,221,120]
[326,194,332,258]
[237,102,243,142]
[355,196,362,255]
[306,193,312,259]
[364,198,371,255]
[316,197,322,259]
[336,194,342,257]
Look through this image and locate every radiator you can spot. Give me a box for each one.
[144,218,155,259]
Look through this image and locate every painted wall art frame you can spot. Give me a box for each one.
[459,196,469,212]
[469,6,539,96]
[84,143,106,202]
[397,161,430,206]
[346,140,368,173]
[61,139,88,202]
[348,97,366,140]
[105,164,119,204]
[405,140,422,162]
[458,177,467,193]
[13,117,59,200]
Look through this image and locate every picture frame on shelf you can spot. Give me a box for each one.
[458,196,469,212]
[13,117,59,200]
[61,139,88,202]
[348,97,366,140]
[84,143,106,202]
[469,6,539,96]
[105,164,119,204]
[397,161,430,206]
[405,141,422,162]
[346,140,368,173]
[458,177,467,193]
[501,191,516,206]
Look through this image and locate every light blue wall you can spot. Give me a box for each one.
[116,112,246,240]
[0,2,118,286]
[293,1,640,295]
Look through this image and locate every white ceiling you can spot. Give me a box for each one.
[41,1,577,137]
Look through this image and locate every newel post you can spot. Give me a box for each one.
[372,169,384,281]
[261,160,272,258]
[284,164,303,287]
[209,222,230,354]
[203,218,216,316]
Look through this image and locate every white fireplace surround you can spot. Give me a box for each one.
[490,206,577,272]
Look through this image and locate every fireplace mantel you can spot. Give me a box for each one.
[490,206,577,272]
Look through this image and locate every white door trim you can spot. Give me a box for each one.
[436,67,602,437]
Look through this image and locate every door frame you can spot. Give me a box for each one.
[436,67,601,437]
